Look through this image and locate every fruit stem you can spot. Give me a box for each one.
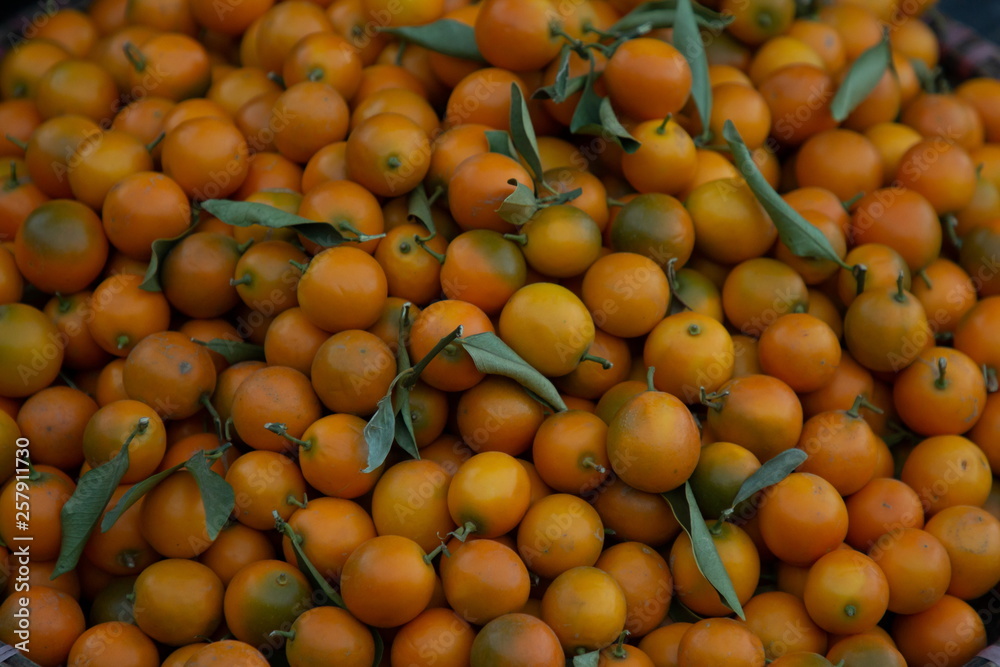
[55,292,71,313]
[984,365,998,393]
[199,395,226,444]
[387,156,403,170]
[122,42,147,72]
[699,387,729,411]
[424,542,447,564]
[337,220,367,241]
[408,325,463,382]
[4,136,27,151]
[934,357,949,390]
[606,197,626,208]
[918,269,933,290]
[288,259,310,273]
[116,334,130,350]
[449,520,477,543]
[415,236,445,264]
[943,213,962,250]
[656,114,673,135]
[58,372,78,391]
[307,67,324,82]
[894,271,907,303]
[852,264,867,297]
[580,352,612,369]
[145,132,165,153]
[612,630,630,658]
[229,274,252,286]
[708,519,725,536]
[266,71,285,87]
[286,493,307,509]
[841,191,865,211]
[846,394,883,419]
[582,457,607,474]
[3,161,19,191]
[646,366,656,392]
[270,630,295,640]
[503,233,527,246]
[844,604,857,617]
[265,422,311,450]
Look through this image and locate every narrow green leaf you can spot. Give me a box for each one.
[532,73,587,103]
[371,629,384,667]
[394,410,420,460]
[508,83,544,182]
[597,97,641,154]
[275,514,346,608]
[663,482,746,620]
[377,19,485,62]
[485,130,517,160]
[363,383,400,473]
[674,0,713,145]
[407,184,437,238]
[539,187,584,207]
[201,199,382,248]
[457,332,567,412]
[185,454,235,541]
[611,0,733,32]
[831,33,892,122]
[723,121,850,269]
[140,225,195,292]
[495,180,540,226]
[194,338,265,364]
[725,448,808,516]
[570,70,641,154]
[100,464,183,533]
[53,443,132,577]
[573,650,600,667]
[668,599,705,623]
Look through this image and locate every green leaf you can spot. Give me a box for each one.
[674,0,713,145]
[723,121,850,269]
[194,338,265,364]
[532,46,575,103]
[570,70,641,154]
[274,514,346,608]
[377,19,485,62]
[184,454,235,541]
[663,482,746,620]
[573,650,600,667]
[394,410,420,460]
[457,332,567,412]
[53,442,132,577]
[363,381,402,473]
[485,130,517,160]
[100,464,182,533]
[201,199,382,248]
[539,187,584,207]
[611,0,733,32]
[371,629,384,667]
[668,598,705,623]
[140,225,195,292]
[508,83,544,182]
[532,73,587,103]
[831,33,892,122]
[721,449,808,521]
[407,184,437,239]
[495,180,540,226]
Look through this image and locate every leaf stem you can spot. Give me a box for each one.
[265,422,311,450]
[934,357,949,390]
[449,520,477,543]
[405,325,464,387]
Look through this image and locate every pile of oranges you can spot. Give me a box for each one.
[1,0,1000,664]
